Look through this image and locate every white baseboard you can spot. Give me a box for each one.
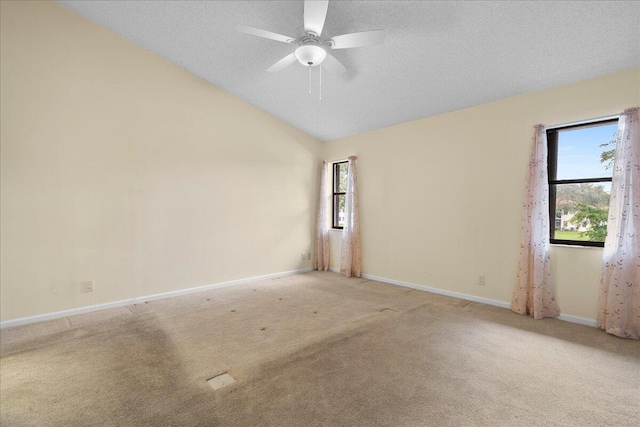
[359,272,511,310]
[557,314,597,327]
[330,269,597,328]
[0,267,313,329]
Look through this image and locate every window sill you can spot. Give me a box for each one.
[550,244,603,250]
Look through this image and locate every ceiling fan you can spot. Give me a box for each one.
[236,0,385,76]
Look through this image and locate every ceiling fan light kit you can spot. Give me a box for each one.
[295,45,326,66]
[236,0,385,99]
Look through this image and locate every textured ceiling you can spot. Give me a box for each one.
[57,1,640,141]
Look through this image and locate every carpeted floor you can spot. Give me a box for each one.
[1,271,638,426]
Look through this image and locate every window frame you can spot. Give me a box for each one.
[547,118,617,248]
[332,161,348,229]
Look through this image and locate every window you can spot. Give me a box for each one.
[332,161,348,229]
[547,118,618,247]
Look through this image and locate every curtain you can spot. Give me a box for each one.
[598,107,640,339]
[313,161,330,271]
[340,156,361,277]
[511,125,560,319]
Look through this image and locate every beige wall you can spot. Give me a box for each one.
[324,68,640,321]
[0,1,322,321]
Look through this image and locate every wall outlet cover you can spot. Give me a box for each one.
[82,281,94,293]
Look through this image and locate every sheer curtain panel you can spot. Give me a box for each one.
[340,156,361,277]
[598,107,640,339]
[511,125,560,319]
[313,161,330,271]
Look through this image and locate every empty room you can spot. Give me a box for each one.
[1,1,639,425]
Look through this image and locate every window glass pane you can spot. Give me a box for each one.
[553,182,610,242]
[556,123,617,180]
[335,194,346,228]
[338,163,348,193]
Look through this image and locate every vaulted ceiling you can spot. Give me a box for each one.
[58,1,640,141]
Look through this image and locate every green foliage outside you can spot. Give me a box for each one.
[556,183,609,241]
[338,162,348,191]
[599,135,616,170]
[555,183,609,215]
[569,204,609,241]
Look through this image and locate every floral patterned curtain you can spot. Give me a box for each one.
[340,156,361,277]
[511,125,560,319]
[313,161,329,271]
[598,107,640,339]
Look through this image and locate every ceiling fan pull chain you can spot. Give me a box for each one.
[319,64,322,100]
[309,65,312,95]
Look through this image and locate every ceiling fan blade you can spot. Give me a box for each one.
[304,0,329,36]
[322,53,347,74]
[328,30,386,49]
[236,25,295,44]
[267,53,298,73]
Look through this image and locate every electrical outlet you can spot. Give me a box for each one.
[478,275,485,286]
[82,280,94,293]
[301,253,306,261]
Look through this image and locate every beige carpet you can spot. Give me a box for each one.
[1,271,638,426]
